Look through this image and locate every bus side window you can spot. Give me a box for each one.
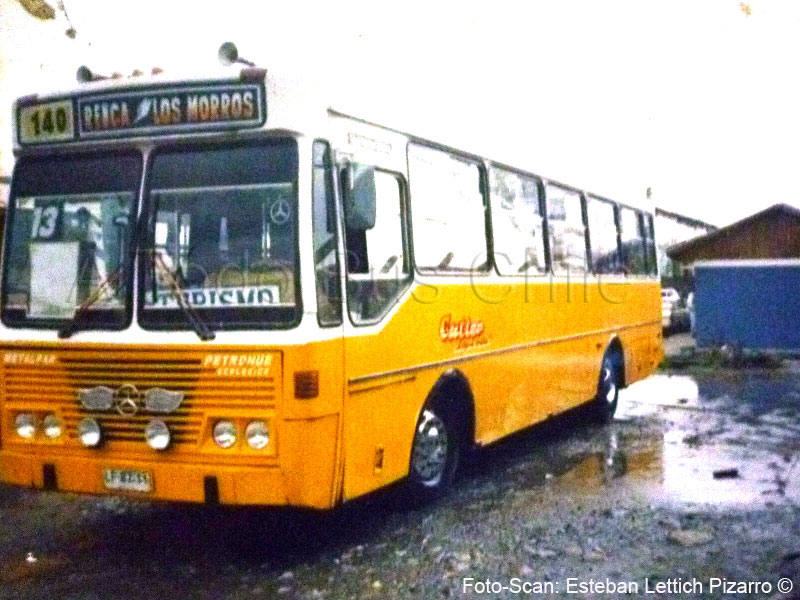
[408,144,487,272]
[312,141,342,326]
[489,167,546,275]
[339,167,369,274]
[587,196,622,274]
[344,224,369,274]
[343,169,410,324]
[545,184,587,275]
[644,212,657,276]
[619,206,647,275]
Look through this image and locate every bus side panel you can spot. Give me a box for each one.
[280,414,340,507]
[598,281,663,386]
[342,373,438,501]
[462,280,661,443]
[281,338,345,508]
[341,279,661,501]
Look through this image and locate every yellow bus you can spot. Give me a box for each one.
[0,46,662,508]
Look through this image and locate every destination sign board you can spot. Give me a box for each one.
[145,285,281,309]
[17,82,266,145]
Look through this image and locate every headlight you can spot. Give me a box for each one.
[144,419,170,451]
[77,418,101,447]
[14,413,35,439]
[245,421,269,450]
[42,414,63,439]
[213,420,237,448]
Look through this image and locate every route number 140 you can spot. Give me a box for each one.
[30,107,69,136]
[18,100,74,144]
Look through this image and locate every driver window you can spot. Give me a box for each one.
[345,169,410,324]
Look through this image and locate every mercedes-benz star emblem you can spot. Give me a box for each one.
[113,384,142,416]
[269,199,291,225]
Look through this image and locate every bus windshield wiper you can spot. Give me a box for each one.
[57,267,124,339]
[152,251,216,341]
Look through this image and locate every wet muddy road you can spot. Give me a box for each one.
[2,366,800,599]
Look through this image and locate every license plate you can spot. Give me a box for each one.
[102,468,152,493]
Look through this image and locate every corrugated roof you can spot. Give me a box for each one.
[655,207,717,231]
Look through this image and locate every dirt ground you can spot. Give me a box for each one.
[662,332,694,357]
[1,364,800,599]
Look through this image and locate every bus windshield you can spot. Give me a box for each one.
[139,140,300,330]
[2,153,141,328]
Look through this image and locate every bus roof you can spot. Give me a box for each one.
[12,64,651,213]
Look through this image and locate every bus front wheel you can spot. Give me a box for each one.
[406,400,461,501]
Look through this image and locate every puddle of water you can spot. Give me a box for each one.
[528,372,800,508]
[545,426,799,508]
[616,374,700,418]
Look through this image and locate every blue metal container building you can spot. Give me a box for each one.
[694,260,800,350]
[667,204,800,352]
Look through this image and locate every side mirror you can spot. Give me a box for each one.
[343,163,376,230]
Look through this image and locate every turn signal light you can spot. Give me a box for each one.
[294,370,319,399]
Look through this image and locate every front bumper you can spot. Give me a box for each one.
[1,413,340,508]
[1,451,288,505]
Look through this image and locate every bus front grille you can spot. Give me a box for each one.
[2,349,280,450]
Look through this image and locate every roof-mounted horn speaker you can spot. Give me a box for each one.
[76,65,107,83]
[218,42,255,67]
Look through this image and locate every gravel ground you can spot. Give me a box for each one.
[2,365,800,599]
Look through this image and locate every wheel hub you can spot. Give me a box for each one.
[411,409,449,485]
[603,366,617,404]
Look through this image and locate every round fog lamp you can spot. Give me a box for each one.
[42,414,63,439]
[213,420,237,448]
[77,417,101,447]
[15,413,36,439]
[245,421,270,450]
[145,419,170,451]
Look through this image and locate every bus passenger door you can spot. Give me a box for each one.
[340,164,417,500]
[291,140,347,508]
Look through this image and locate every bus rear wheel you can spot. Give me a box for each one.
[406,401,461,501]
[592,353,621,423]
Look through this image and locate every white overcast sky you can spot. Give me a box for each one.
[1,0,799,226]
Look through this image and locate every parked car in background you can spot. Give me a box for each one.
[661,288,680,305]
[661,288,679,328]
[661,287,689,333]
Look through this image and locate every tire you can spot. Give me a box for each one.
[406,400,461,502]
[592,352,621,423]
